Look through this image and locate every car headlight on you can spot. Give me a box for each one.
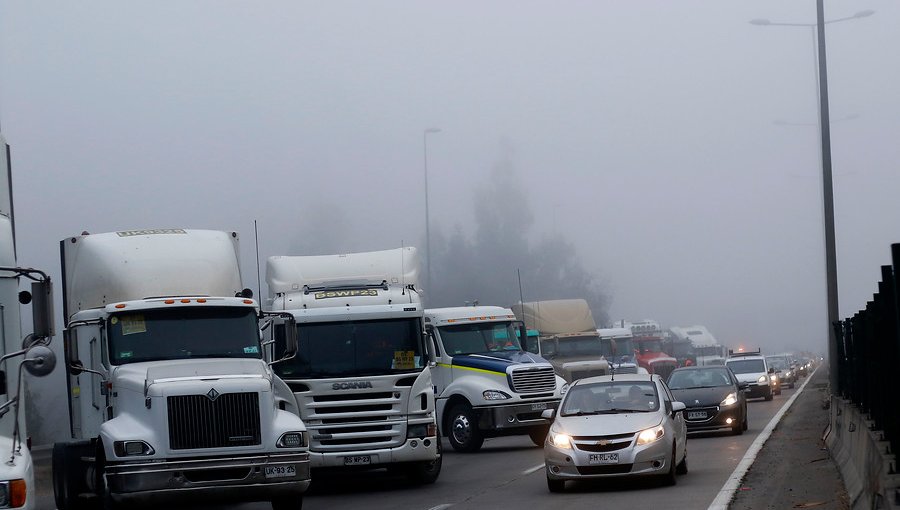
[757,375,768,384]
[277,431,308,448]
[548,426,572,449]
[483,390,512,401]
[636,425,665,445]
[113,440,155,457]
[770,374,778,382]
[720,392,738,407]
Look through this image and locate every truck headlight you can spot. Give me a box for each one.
[483,390,511,401]
[757,375,768,384]
[548,426,572,449]
[277,431,308,448]
[720,392,738,407]
[407,423,438,438]
[636,425,664,445]
[0,479,26,508]
[113,440,155,457]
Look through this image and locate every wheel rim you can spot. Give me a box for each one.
[452,414,472,445]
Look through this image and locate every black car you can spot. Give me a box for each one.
[667,366,748,435]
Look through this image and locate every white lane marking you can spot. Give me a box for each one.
[523,463,545,475]
[707,366,819,510]
[427,504,453,510]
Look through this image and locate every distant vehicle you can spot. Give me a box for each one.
[425,306,563,452]
[670,325,727,366]
[766,355,796,389]
[627,320,678,380]
[513,300,610,382]
[725,349,774,401]
[542,374,688,491]
[667,366,748,435]
[596,327,644,374]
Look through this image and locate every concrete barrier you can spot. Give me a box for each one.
[827,396,900,509]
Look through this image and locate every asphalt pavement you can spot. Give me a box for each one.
[728,366,848,509]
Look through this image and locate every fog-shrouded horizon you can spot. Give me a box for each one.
[3,1,899,442]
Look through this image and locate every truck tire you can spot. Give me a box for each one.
[447,404,484,452]
[52,443,90,510]
[529,426,549,447]
[271,495,303,510]
[404,435,442,484]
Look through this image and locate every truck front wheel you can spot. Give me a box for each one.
[447,404,484,452]
[52,443,90,510]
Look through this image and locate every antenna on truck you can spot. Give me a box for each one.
[254,220,262,303]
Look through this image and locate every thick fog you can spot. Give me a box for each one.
[2,1,899,443]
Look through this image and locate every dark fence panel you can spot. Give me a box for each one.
[832,244,900,456]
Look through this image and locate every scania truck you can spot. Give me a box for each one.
[266,247,441,483]
[511,299,610,382]
[52,229,310,510]
[425,306,563,452]
[0,132,58,510]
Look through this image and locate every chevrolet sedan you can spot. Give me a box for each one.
[542,374,687,491]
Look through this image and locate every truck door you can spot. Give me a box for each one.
[427,326,449,397]
[67,325,107,439]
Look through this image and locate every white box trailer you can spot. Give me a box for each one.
[54,229,310,510]
[425,306,563,452]
[670,325,726,366]
[266,247,440,484]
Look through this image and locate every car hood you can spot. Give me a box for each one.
[451,351,551,374]
[670,386,732,407]
[731,372,765,384]
[556,412,662,436]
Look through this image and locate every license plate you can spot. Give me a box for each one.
[688,411,708,420]
[531,402,548,411]
[344,455,372,466]
[264,465,296,479]
[588,453,618,464]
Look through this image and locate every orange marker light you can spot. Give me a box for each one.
[10,479,26,507]
[164,299,175,304]
[197,298,207,303]
[180,299,190,303]
[243,299,254,305]
[114,304,126,309]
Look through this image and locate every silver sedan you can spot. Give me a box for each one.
[542,373,688,491]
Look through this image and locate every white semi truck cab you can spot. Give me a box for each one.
[53,229,310,510]
[425,306,563,452]
[266,247,441,484]
[0,134,58,510]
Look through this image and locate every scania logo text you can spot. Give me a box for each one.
[332,381,374,390]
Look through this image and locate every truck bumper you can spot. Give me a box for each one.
[105,452,310,505]
[476,399,560,431]
[310,436,439,468]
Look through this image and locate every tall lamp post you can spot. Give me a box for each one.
[423,128,441,295]
[750,5,873,391]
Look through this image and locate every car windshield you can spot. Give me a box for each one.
[667,368,732,389]
[560,381,659,416]
[107,306,261,365]
[727,358,766,374]
[274,317,425,379]
[438,321,522,355]
[766,357,789,370]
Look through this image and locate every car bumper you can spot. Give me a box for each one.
[105,452,310,506]
[309,436,439,468]
[683,405,743,432]
[745,383,771,398]
[476,399,560,431]
[544,437,670,480]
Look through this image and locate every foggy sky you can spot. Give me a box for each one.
[2,1,899,441]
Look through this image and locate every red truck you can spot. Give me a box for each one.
[628,320,679,380]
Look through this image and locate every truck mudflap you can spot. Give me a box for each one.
[105,452,310,505]
[476,399,560,430]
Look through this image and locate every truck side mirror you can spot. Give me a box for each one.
[269,316,298,365]
[424,326,437,364]
[29,280,55,341]
[23,345,56,377]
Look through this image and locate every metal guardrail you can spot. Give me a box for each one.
[832,243,900,458]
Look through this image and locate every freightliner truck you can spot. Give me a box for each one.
[512,299,610,382]
[266,247,441,483]
[425,306,563,452]
[52,229,310,510]
[0,132,58,510]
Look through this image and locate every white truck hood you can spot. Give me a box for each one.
[113,358,270,395]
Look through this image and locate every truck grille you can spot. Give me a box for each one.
[510,367,557,394]
[305,390,405,452]
[167,392,261,450]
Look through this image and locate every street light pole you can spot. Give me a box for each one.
[423,128,441,296]
[750,7,873,391]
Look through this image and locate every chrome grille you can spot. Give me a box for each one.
[167,392,261,450]
[304,390,404,451]
[510,366,557,394]
[650,362,677,380]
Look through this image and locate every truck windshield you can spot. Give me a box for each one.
[636,338,663,353]
[107,307,261,365]
[438,322,522,355]
[613,337,635,359]
[275,318,425,379]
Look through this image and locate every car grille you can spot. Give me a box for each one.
[576,464,633,475]
[573,432,634,452]
[168,392,261,450]
[510,366,557,394]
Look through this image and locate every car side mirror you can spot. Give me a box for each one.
[739,382,750,391]
[671,401,686,413]
[541,408,555,420]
